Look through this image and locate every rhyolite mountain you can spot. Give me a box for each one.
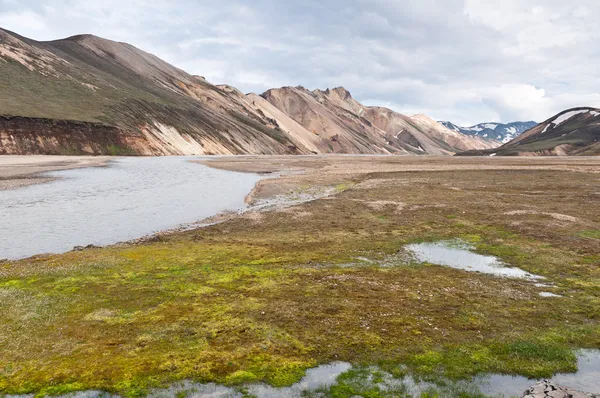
[458,107,600,156]
[0,28,498,156]
[440,121,537,143]
[259,86,497,155]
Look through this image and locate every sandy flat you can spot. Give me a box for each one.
[0,155,112,190]
[197,155,600,203]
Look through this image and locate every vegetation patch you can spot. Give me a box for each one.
[1,165,599,396]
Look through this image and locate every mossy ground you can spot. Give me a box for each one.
[1,161,599,397]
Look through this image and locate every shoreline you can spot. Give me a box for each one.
[0,155,113,190]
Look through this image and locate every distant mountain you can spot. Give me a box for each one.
[0,27,499,156]
[457,107,600,156]
[261,86,499,155]
[440,121,537,143]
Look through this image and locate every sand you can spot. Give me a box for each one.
[197,155,600,203]
[0,155,112,190]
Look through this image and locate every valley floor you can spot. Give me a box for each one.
[1,155,600,397]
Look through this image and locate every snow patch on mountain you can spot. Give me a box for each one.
[551,110,589,126]
[440,120,536,144]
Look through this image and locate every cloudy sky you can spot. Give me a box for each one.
[1,0,599,125]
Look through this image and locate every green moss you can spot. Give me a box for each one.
[578,230,600,240]
[312,365,490,398]
[408,335,578,380]
[35,383,87,398]
[1,167,599,395]
[225,371,258,385]
[334,182,354,192]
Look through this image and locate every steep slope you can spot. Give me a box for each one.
[458,107,600,156]
[262,86,499,155]
[441,121,536,143]
[243,93,325,154]
[0,27,500,156]
[261,86,401,154]
[0,28,308,155]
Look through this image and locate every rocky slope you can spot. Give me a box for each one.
[0,28,498,155]
[261,86,498,155]
[0,28,307,155]
[458,107,600,156]
[441,121,537,143]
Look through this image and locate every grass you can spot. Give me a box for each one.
[578,230,600,240]
[0,46,296,156]
[0,166,599,396]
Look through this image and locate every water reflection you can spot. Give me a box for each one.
[405,240,541,279]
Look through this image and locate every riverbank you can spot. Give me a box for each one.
[0,155,112,190]
[1,155,599,397]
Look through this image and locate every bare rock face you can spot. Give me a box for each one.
[261,86,501,155]
[523,380,599,398]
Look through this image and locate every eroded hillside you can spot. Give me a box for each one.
[0,28,499,156]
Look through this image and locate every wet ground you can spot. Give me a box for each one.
[405,240,542,279]
[10,351,599,397]
[2,155,600,398]
[0,155,110,190]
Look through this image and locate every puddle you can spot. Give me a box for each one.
[475,349,600,396]
[405,240,542,280]
[147,362,351,398]
[539,292,563,298]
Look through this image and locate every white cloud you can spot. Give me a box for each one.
[1,0,599,125]
[0,10,45,32]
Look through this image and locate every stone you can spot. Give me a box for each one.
[522,380,600,398]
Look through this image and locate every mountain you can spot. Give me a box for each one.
[457,107,600,156]
[440,121,537,143]
[0,27,498,156]
[0,28,308,155]
[261,86,498,155]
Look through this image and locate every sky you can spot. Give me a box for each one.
[1,0,599,126]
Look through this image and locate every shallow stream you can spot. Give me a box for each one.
[0,157,261,259]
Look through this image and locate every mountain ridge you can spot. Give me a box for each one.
[440,120,537,143]
[0,27,499,156]
[457,107,600,156]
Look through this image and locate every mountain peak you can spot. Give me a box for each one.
[63,33,98,41]
[0,26,506,157]
[330,86,352,99]
[440,120,537,144]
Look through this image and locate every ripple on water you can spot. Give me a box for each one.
[405,240,542,280]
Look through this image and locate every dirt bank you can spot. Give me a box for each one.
[0,155,112,190]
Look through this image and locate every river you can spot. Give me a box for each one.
[0,157,261,259]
